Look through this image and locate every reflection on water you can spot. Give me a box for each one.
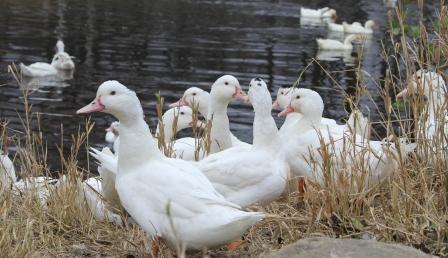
[0,0,436,171]
[20,70,73,90]
[315,50,355,65]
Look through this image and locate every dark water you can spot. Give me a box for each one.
[0,0,438,172]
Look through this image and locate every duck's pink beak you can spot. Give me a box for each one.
[77,96,105,114]
[278,104,294,117]
[272,100,280,109]
[396,88,408,98]
[233,86,249,103]
[169,96,189,107]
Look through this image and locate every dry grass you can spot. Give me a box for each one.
[1,1,448,257]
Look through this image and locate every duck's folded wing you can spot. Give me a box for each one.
[196,149,268,190]
[119,168,240,223]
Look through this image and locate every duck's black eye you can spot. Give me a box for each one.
[55,57,59,61]
[180,112,185,115]
[257,83,261,86]
[280,91,284,95]
[296,95,300,99]
[110,91,116,96]
[224,82,229,85]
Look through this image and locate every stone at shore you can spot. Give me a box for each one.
[261,237,436,258]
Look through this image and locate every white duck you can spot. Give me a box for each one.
[194,78,289,207]
[317,34,359,50]
[78,176,123,225]
[0,150,17,190]
[78,80,263,250]
[170,76,251,154]
[156,106,206,161]
[343,20,375,34]
[278,89,416,186]
[89,147,120,207]
[52,174,122,224]
[1,146,77,208]
[300,7,337,19]
[274,87,370,139]
[396,70,448,141]
[12,176,58,207]
[273,87,346,134]
[1,147,52,205]
[20,40,75,77]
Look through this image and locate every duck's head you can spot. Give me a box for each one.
[77,81,142,121]
[51,41,75,70]
[397,70,447,105]
[273,87,295,110]
[51,52,75,70]
[105,121,120,135]
[210,75,248,103]
[163,106,202,131]
[248,78,272,113]
[169,87,209,110]
[278,88,324,119]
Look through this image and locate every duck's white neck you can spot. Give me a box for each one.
[197,98,210,117]
[207,97,232,153]
[290,113,321,133]
[253,110,279,150]
[117,113,162,176]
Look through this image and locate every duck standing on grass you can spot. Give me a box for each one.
[0,150,17,191]
[273,87,370,139]
[193,78,289,207]
[278,88,416,188]
[20,40,75,77]
[396,69,448,142]
[78,80,264,251]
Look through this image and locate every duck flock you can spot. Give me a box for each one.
[1,2,448,254]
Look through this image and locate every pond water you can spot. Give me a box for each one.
[0,0,438,172]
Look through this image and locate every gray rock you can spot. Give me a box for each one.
[261,237,436,258]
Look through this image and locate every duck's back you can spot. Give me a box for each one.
[21,62,57,77]
[116,157,263,248]
[172,137,206,161]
